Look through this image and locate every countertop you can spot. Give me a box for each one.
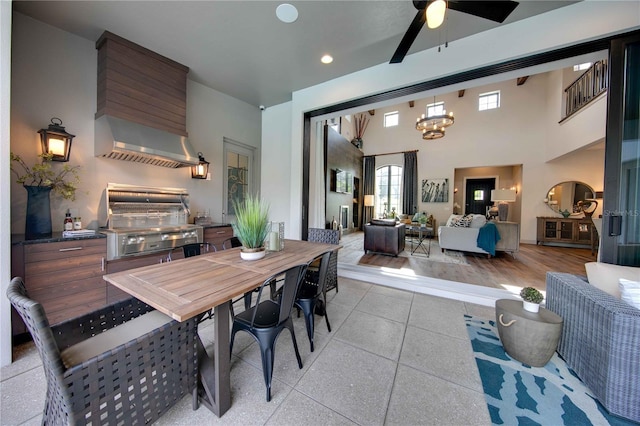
[12,232,106,245]
[200,222,232,228]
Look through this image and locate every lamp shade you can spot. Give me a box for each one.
[364,195,375,207]
[491,189,516,202]
[191,152,209,179]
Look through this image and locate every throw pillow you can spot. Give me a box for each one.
[585,262,640,299]
[446,214,462,227]
[453,214,473,227]
[370,219,397,226]
[619,279,640,309]
[470,214,487,229]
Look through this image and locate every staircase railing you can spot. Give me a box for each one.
[564,60,608,119]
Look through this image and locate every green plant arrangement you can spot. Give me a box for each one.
[231,194,270,250]
[520,287,544,304]
[10,152,80,200]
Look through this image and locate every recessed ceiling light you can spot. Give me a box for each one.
[321,54,333,64]
[276,3,298,23]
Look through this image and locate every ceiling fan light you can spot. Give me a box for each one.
[426,0,446,29]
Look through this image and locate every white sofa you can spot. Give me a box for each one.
[438,214,491,255]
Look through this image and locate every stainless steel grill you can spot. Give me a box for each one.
[102,183,203,260]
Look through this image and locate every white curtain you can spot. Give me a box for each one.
[308,120,326,228]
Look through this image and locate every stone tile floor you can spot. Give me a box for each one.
[1,277,497,425]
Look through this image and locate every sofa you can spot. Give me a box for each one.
[546,269,640,422]
[364,220,405,256]
[438,214,497,256]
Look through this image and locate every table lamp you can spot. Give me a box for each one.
[491,189,517,221]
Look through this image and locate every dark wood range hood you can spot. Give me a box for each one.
[94,31,199,168]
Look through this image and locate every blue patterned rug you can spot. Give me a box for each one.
[465,315,637,426]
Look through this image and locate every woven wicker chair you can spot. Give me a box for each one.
[546,272,640,422]
[308,228,340,293]
[7,277,198,425]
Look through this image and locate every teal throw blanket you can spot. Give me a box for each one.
[476,222,501,256]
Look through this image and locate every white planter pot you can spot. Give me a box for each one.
[240,247,266,261]
[522,301,540,313]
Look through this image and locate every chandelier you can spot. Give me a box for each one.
[416,98,454,140]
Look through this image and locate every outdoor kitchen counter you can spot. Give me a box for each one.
[11,232,106,245]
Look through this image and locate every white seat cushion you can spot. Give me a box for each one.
[619,278,640,309]
[585,262,640,299]
[60,310,174,369]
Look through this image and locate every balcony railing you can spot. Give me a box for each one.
[564,60,608,120]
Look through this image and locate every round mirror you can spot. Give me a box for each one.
[543,181,595,216]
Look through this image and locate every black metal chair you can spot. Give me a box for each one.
[221,236,242,250]
[7,277,198,425]
[308,228,339,293]
[166,242,214,262]
[294,250,333,352]
[229,263,308,402]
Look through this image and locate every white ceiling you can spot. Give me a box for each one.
[13,1,577,108]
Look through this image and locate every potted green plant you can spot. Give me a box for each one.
[10,152,80,239]
[520,287,544,313]
[418,213,428,227]
[231,194,270,260]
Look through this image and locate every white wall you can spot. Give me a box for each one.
[10,13,261,234]
[260,102,293,236]
[1,0,13,367]
[265,1,639,240]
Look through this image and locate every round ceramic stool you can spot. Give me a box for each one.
[495,299,563,367]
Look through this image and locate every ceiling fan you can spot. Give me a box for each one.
[390,0,519,64]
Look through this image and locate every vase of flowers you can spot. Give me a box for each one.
[11,152,80,239]
[231,194,270,260]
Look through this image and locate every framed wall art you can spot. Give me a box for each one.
[422,178,449,202]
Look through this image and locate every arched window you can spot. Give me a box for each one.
[375,165,402,217]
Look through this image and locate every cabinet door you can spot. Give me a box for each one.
[559,221,574,241]
[545,221,558,239]
[204,226,234,251]
[575,221,593,244]
[24,239,106,326]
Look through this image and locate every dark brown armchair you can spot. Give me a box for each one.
[364,220,406,256]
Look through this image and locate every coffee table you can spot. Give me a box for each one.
[495,299,563,367]
[407,225,432,257]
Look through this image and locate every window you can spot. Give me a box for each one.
[474,190,485,201]
[573,62,592,71]
[426,101,445,117]
[479,91,500,111]
[375,165,402,217]
[383,111,399,127]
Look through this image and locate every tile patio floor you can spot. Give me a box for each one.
[1,277,497,425]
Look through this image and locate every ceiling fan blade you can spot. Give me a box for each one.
[448,1,519,23]
[390,9,426,64]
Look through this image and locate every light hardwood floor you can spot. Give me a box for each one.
[338,231,596,292]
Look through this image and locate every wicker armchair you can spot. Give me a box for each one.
[546,272,640,422]
[308,228,340,293]
[7,277,198,425]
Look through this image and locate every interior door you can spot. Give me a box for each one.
[602,33,640,266]
[465,178,496,215]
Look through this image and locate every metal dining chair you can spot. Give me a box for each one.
[230,263,308,402]
[308,228,340,293]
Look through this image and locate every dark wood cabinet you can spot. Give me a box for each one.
[203,225,234,251]
[536,217,595,247]
[12,238,106,335]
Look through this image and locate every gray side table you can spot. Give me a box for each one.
[495,299,563,367]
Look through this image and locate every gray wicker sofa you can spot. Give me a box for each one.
[545,272,640,422]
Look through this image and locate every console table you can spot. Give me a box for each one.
[494,221,520,258]
[536,217,595,249]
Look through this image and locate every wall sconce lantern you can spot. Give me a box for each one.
[38,117,75,162]
[191,152,209,179]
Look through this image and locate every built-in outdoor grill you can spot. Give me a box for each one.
[102,183,203,260]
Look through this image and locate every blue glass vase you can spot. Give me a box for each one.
[24,185,53,239]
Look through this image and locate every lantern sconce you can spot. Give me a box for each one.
[38,117,75,162]
[191,152,210,179]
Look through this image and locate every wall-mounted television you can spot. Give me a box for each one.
[331,169,352,194]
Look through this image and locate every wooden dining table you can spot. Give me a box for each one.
[102,239,338,417]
